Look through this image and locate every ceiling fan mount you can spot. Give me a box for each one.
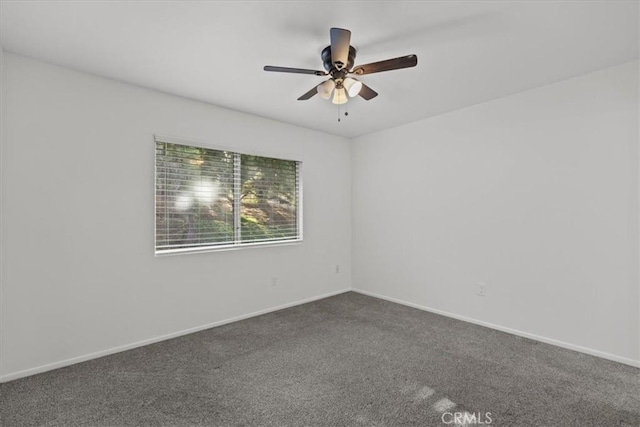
[264,28,418,105]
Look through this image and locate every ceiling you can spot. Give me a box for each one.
[1,1,638,138]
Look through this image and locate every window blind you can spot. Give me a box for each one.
[240,154,300,243]
[155,139,301,254]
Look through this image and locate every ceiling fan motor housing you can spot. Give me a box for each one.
[322,45,356,74]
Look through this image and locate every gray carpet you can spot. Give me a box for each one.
[1,292,638,426]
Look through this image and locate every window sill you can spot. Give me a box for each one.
[155,238,303,257]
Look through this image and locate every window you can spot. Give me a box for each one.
[155,137,302,254]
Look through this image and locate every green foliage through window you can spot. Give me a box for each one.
[155,139,301,253]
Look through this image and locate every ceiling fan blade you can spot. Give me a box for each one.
[358,83,378,100]
[264,66,326,76]
[352,54,418,75]
[297,86,318,100]
[330,28,351,70]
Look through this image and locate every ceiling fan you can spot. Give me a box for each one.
[264,28,418,105]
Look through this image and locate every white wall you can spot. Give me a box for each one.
[0,53,352,380]
[352,61,639,365]
[2,53,638,382]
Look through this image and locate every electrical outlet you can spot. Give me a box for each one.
[477,283,486,297]
[271,277,277,287]
[335,265,340,274]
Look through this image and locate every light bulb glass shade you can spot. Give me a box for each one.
[332,87,348,105]
[343,77,363,97]
[317,79,335,100]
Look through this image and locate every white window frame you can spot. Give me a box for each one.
[154,135,303,256]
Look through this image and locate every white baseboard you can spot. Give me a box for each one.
[0,288,351,383]
[3,286,637,382]
[352,288,640,369]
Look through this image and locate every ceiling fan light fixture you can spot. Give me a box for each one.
[332,87,348,105]
[343,77,363,97]
[317,79,335,100]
